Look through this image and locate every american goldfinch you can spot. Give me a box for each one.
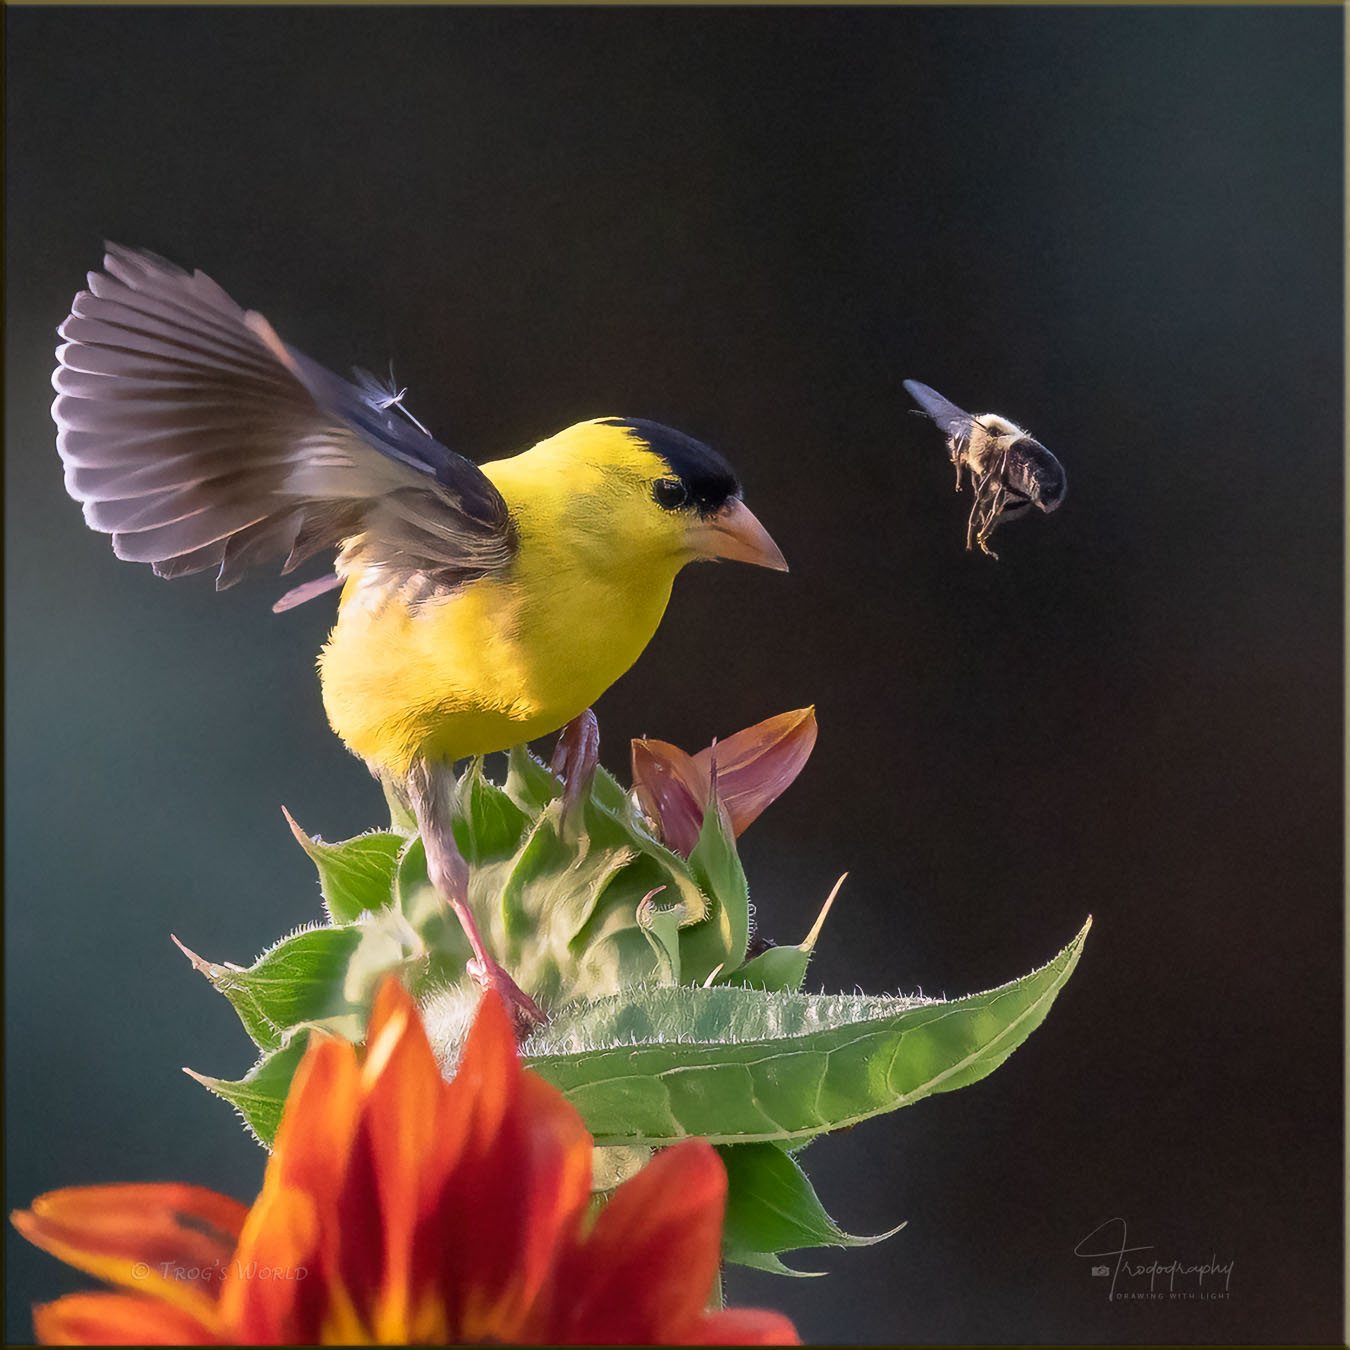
[54,245,788,1032]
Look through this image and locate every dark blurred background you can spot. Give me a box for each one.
[5,7,1343,1344]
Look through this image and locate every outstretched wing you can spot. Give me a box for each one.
[53,244,516,603]
[902,379,975,441]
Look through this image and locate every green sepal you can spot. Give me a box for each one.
[286,811,404,924]
[486,782,711,1008]
[588,763,639,819]
[721,873,846,993]
[391,836,474,972]
[186,1032,313,1148]
[453,758,531,865]
[503,743,562,814]
[725,1248,819,1277]
[721,943,810,993]
[677,782,749,982]
[636,891,684,986]
[186,925,365,1052]
[381,778,417,836]
[719,1141,904,1275]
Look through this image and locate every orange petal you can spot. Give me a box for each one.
[362,980,451,1220]
[266,1033,362,1201]
[421,993,593,1343]
[222,1185,323,1345]
[503,1073,595,1321]
[223,1036,360,1342]
[12,1183,245,1324]
[33,1292,220,1345]
[552,1139,727,1343]
[631,738,707,857]
[692,707,817,836]
[693,1307,802,1345]
[359,978,463,1340]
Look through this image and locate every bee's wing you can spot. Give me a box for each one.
[53,244,515,602]
[902,380,976,440]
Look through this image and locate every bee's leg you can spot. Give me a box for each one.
[975,484,1008,558]
[405,756,547,1041]
[966,468,993,551]
[948,433,968,492]
[550,708,599,826]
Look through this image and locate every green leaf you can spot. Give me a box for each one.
[719,1142,903,1275]
[520,919,1090,1147]
[189,925,365,1052]
[284,811,403,924]
[187,1033,312,1148]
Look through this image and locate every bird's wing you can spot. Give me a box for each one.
[53,244,516,601]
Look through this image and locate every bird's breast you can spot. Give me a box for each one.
[319,545,678,776]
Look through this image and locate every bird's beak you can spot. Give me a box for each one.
[687,498,789,571]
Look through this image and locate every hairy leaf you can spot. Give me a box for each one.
[521,920,1090,1147]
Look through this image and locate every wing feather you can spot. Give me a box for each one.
[53,244,515,601]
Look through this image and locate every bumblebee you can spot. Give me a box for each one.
[904,380,1065,558]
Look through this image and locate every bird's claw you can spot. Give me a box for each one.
[467,957,548,1042]
[551,708,600,825]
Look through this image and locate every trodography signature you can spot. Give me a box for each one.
[1074,1217,1235,1303]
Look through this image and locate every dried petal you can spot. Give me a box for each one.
[691,707,817,837]
[631,738,707,857]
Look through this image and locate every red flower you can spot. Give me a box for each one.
[632,707,818,857]
[13,980,797,1345]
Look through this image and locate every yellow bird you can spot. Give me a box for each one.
[53,245,788,1033]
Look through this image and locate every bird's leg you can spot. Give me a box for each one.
[550,708,600,826]
[405,757,547,1041]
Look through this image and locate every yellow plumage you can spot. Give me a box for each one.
[320,422,690,775]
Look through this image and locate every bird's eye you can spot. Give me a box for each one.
[653,478,689,510]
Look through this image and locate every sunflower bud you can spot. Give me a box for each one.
[184,712,825,1130]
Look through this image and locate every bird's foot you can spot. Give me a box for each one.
[467,956,548,1042]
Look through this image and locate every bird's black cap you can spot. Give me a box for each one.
[605,417,741,514]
